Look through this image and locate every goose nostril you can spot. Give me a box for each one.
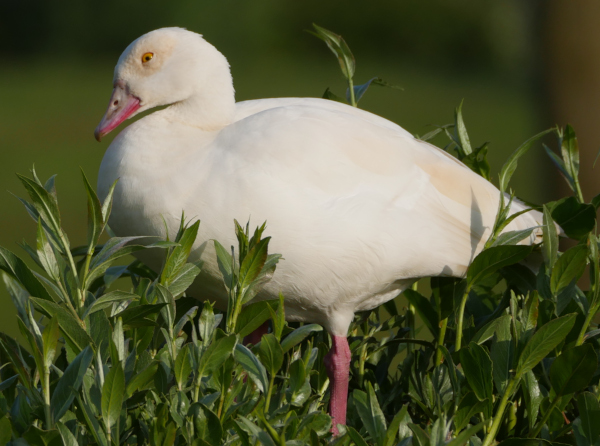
[113,100,119,107]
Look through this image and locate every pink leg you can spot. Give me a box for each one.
[324,335,351,435]
[243,321,269,346]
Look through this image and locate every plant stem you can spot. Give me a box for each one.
[576,301,599,345]
[529,395,561,439]
[407,281,418,355]
[348,76,357,107]
[435,318,448,367]
[357,320,368,388]
[264,374,275,413]
[43,367,52,429]
[482,376,519,446]
[455,287,471,351]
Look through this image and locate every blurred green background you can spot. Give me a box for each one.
[2,1,599,340]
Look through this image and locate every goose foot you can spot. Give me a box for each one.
[324,335,351,435]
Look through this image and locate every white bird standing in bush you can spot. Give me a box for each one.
[95,27,544,433]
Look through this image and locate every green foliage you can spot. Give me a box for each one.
[1,26,600,446]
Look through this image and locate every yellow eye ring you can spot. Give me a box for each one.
[142,52,154,63]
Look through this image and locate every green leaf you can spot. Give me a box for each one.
[353,383,387,446]
[281,324,323,352]
[126,362,158,396]
[0,247,52,301]
[550,245,588,295]
[42,317,59,369]
[56,421,79,446]
[101,360,125,431]
[214,240,234,290]
[81,169,104,250]
[258,333,283,377]
[544,144,574,191]
[322,87,346,103]
[522,370,542,430]
[347,77,403,105]
[446,422,484,446]
[454,392,488,432]
[17,173,61,234]
[499,128,554,192]
[560,124,580,190]
[550,197,596,240]
[50,345,93,422]
[189,403,223,446]
[197,333,236,379]
[174,343,192,391]
[516,313,576,376]
[0,416,12,446]
[235,300,278,338]
[577,392,600,442]
[310,23,355,80]
[112,303,166,328]
[542,205,558,271]
[155,284,176,329]
[234,344,268,393]
[385,405,410,446]
[161,220,200,286]
[347,426,369,446]
[454,99,472,156]
[31,297,94,354]
[408,423,430,446]
[460,342,493,405]
[490,315,513,396]
[492,228,536,247]
[36,219,59,280]
[467,245,534,288]
[85,290,139,316]
[238,237,269,295]
[403,288,439,338]
[550,344,597,396]
[165,262,201,298]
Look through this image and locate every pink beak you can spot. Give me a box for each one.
[94,80,141,142]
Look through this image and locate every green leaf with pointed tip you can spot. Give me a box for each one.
[197,333,236,379]
[446,422,484,446]
[542,205,558,271]
[235,300,278,338]
[81,169,104,250]
[85,290,139,316]
[36,219,59,280]
[165,262,201,298]
[460,342,493,405]
[492,228,536,247]
[353,383,387,446]
[403,288,439,338]
[17,173,61,233]
[101,359,125,431]
[51,345,93,422]
[281,324,323,352]
[550,244,588,295]
[347,426,369,446]
[258,333,283,377]
[0,247,52,301]
[544,144,574,191]
[550,344,597,396]
[310,24,355,80]
[408,423,430,446]
[189,403,223,446]
[161,220,200,285]
[550,197,596,240]
[516,313,576,376]
[31,297,94,354]
[499,128,554,192]
[56,421,79,446]
[467,245,534,288]
[174,343,192,391]
[561,124,580,188]
[577,392,600,442]
[454,99,472,156]
[41,317,59,369]
[239,237,269,293]
[234,344,268,393]
[490,314,513,396]
[214,239,234,289]
[126,362,158,396]
[101,179,118,223]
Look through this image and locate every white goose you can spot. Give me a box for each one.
[95,27,543,431]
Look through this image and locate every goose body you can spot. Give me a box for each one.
[95,27,543,431]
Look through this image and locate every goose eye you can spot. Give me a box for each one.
[142,52,154,63]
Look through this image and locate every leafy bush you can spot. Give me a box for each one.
[1,25,600,446]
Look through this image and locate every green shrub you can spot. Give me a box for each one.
[1,25,599,446]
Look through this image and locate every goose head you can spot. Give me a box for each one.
[95,27,235,141]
